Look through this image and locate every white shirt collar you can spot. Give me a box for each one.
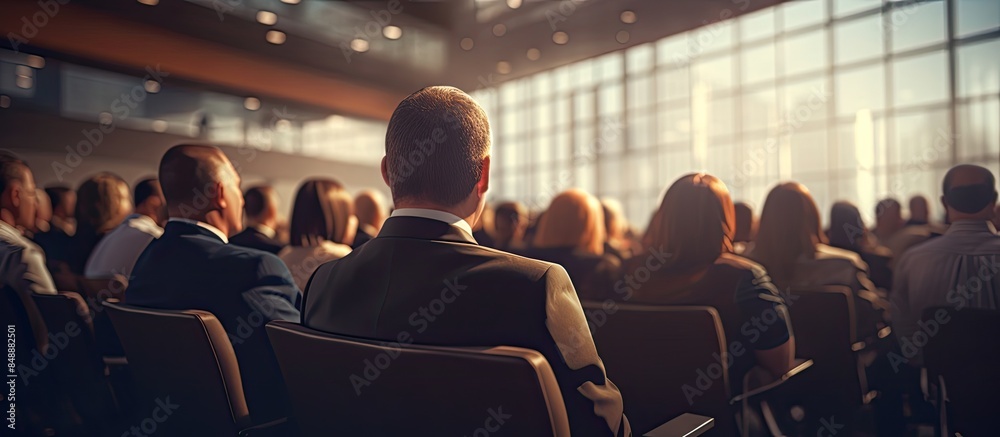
[168,218,229,243]
[390,208,474,237]
[251,223,277,239]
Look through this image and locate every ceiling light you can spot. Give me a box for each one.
[137,0,158,5]
[275,119,292,132]
[14,65,31,77]
[244,97,261,111]
[620,10,637,24]
[15,76,32,89]
[98,112,113,125]
[552,31,569,45]
[266,30,286,45]
[492,24,507,37]
[526,48,541,61]
[152,120,168,133]
[460,37,474,51]
[144,80,161,93]
[616,30,630,44]
[0,95,10,109]
[350,38,370,52]
[26,55,45,69]
[383,25,402,40]
[507,0,522,8]
[256,11,278,25]
[280,0,300,4]
[496,61,512,75]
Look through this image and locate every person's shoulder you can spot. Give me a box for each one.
[472,244,557,279]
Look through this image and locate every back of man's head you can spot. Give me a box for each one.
[0,151,36,228]
[134,178,167,225]
[244,185,277,223]
[384,86,490,207]
[159,145,232,210]
[942,164,997,220]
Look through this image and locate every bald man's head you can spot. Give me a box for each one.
[942,164,997,220]
[159,144,244,235]
[354,190,387,230]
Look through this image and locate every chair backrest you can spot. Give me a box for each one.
[923,306,1000,435]
[785,286,863,407]
[103,301,251,435]
[265,321,570,437]
[31,292,119,431]
[77,276,127,356]
[582,302,732,436]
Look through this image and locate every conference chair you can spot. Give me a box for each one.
[923,307,1000,436]
[103,302,290,436]
[265,320,570,436]
[77,275,127,357]
[31,292,121,434]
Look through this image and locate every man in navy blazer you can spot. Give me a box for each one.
[127,144,301,424]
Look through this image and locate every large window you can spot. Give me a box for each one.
[475,0,1000,227]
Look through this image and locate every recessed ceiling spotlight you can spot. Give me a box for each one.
[552,31,569,45]
[492,24,507,37]
[26,55,45,69]
[152,120,168,133]
[350,38,370,52]
[460,37,474,51]
[620,10,637,24]
[616,30,630,44]
[244,97,261,111]
[144,80,161,93]
[15,76,32,89]
[266,30,286,44]
[14,65,31,77]
[98,112,113,125]
[383,25,402,40]
[0,95,10,109]
[526,48,541,61]
[256,11,278,25]
[137,0,158,5]
[496,61,512,75]
[275,119,292,131]
[280,0,300,4]
[506,0,522,9]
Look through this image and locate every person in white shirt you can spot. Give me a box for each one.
[0,152,56,296]
[279,178,355,290]
[84,178,167,279]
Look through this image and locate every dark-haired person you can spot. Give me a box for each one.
[0,152,56,296]
[906,195,931,226]
[33,185,75,272]
[733,201,757,254]
[827,201,894,290]
[620,174,794,393]
[891,164,1000,367]
[520,189,621,301]
[230,185,285,254]
[84,178,166,279]
[602,198,635,260]
[68,173,133,275]
[302,86,629,436]
[493,200,528,252]
[872,198,904,245]
[351,189,387,249]
[278,178,354,290]
[127,145,301,424]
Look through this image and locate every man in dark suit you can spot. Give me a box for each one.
[230,185,285,254]
[127,145,301,424]
[303,86,629,436]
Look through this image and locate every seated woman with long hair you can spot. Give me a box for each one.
[520,189,620,301]
[745,183,888,341]
[620,173,795,385]
[279,178,356,290]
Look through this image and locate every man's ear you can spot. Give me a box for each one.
[380,156,391,188]
[213,181,227,211]
[9,183,21,209]
[478,156,491,196]
[940,195,948,213]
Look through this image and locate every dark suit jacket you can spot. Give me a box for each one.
[518,246,622,301]
[303,216,628,437]
[229,226,285,255]
[126,221,301,423]
[351,228,374,249]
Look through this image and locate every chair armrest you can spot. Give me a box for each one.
[730,359,814,404]
[642,413,714,437]
[238,417,293,437]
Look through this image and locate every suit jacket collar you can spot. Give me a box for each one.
[164,220,228,244]
[377,216,478,245]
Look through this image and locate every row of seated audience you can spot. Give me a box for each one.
[2,85,999,436]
